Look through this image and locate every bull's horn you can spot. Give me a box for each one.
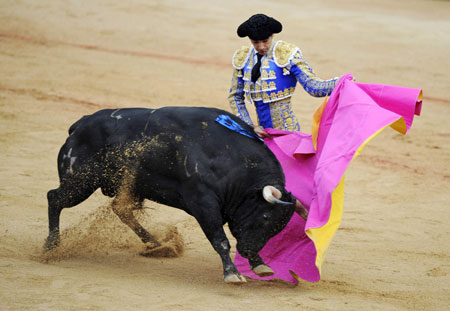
[262,186,292,205]
[295,200,309,221]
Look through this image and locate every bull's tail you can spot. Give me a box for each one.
[68,115,89,136]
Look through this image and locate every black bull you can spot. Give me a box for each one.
[45,107,308,283]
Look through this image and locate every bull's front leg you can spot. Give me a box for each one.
[247,254,274,277]
[211,234,246,283]
[189,201,246,283]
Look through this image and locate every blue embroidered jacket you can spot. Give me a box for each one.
[228,40,338,131]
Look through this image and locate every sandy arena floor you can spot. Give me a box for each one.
[1,0,449,310]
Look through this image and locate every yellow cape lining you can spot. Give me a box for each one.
[305,97,408,275]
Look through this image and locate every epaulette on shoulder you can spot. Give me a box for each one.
[273,41,300,68]
[232,46,251,70]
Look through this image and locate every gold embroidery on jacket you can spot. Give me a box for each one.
[232,46,251,69]
[267,98,301,131]
[274,41,298,67]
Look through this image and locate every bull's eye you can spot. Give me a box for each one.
[263,213,270,221]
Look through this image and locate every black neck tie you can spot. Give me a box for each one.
[251,54,263,83]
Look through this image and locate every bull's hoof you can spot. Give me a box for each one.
[252,264,274,277]
[224,273,247,284]
[143,241,161,250]
[140,243,182,258]
[43,236,59,252]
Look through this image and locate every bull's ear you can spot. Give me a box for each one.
[262,186,292,205]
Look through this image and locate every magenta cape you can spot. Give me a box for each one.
[234,74,423,283]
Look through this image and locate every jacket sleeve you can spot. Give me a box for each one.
[227,68,254,126]
[289,51,338,97]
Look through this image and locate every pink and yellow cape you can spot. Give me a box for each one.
[234,74,423,283]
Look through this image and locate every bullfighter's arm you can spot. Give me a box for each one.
[228,68,254,126]
[289,51,339,97]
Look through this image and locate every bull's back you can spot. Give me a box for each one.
[67,107,245,147]
[64,106,278,175]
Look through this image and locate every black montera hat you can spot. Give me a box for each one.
[237,14,282,40]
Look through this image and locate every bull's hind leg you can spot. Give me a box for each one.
[45,180,97,251]
[110,190,160,249]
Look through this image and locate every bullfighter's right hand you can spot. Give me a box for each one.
[253,125,270,138]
